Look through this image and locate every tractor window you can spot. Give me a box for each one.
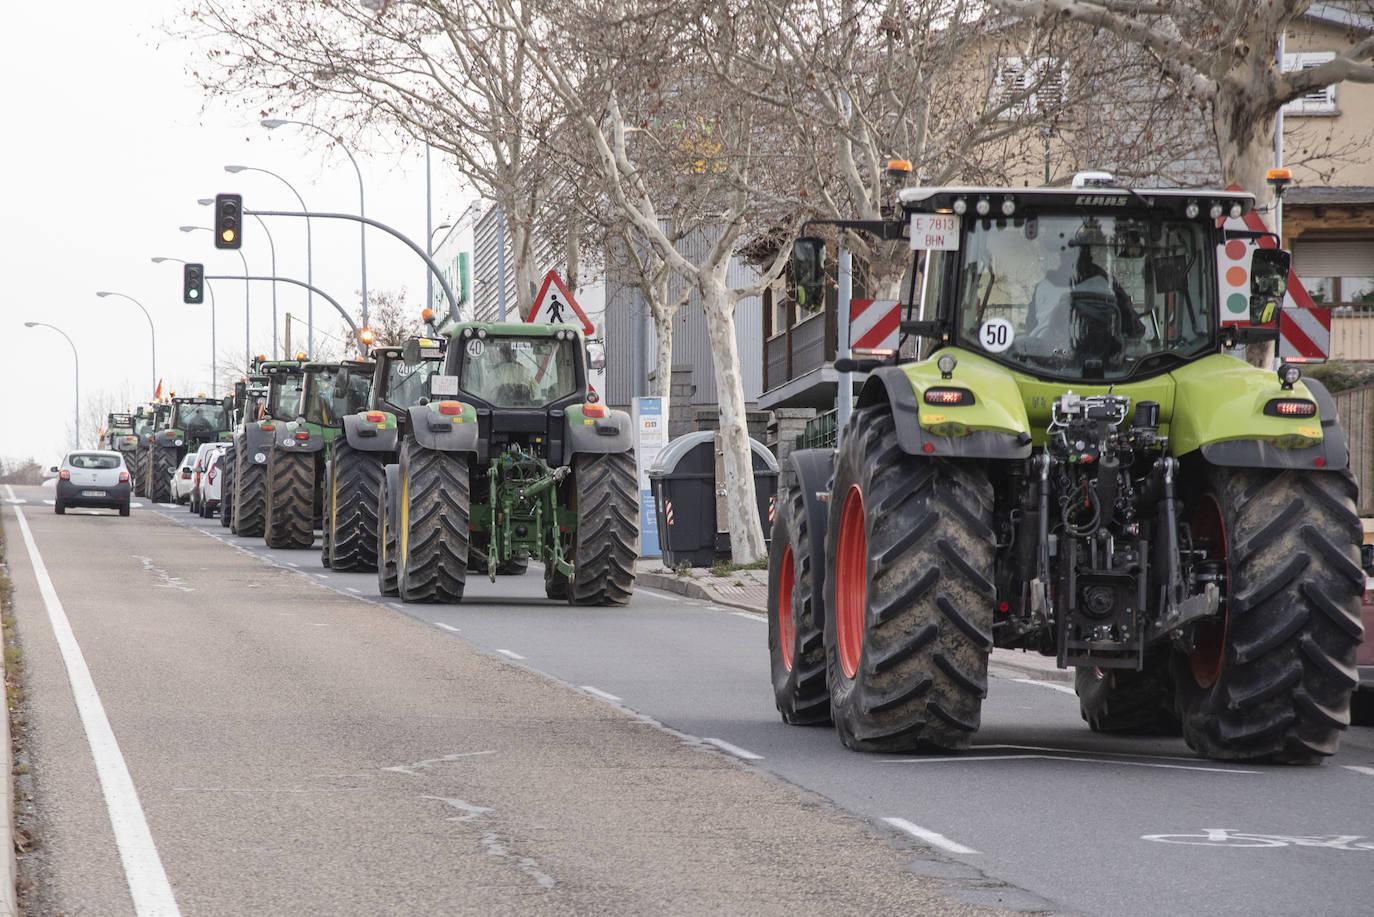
[458,335,579,407]
[267,374,305,421]
[955,214,1213,380]
[304,370,373,426]
[175,403,228,433]
[383,357,442,411]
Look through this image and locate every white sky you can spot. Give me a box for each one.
[0,1,472,467]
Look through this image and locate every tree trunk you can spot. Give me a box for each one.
[700,269,767,564]
[650,307,674,399]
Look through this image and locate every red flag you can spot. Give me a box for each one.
[154,378,163,400]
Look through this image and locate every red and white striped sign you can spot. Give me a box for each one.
[1218,191,1328,361]
[849,298,900,353]
[767,495,776,525]
[665,500,674,526]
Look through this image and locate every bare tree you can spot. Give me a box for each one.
[359,287,425,347]
[990,1,1374,214]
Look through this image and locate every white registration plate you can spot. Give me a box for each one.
[81,490,105,497]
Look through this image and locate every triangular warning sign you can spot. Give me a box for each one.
[528,270,595,337]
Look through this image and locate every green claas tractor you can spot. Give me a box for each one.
[104,410,138,461]
[770,175,1363,764]
[380,322,638,604]
[321,338,447,573]
[233,362,306,537]
[262,361,374,549]
[145,396,231,503]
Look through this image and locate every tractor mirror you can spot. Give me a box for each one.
[791,236,826,312]
[1249,248,1290,327]
[586,340,606,371]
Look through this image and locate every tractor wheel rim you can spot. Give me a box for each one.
[835,484,867,680]
[777,543,796,671]
[1188,493,1228,689]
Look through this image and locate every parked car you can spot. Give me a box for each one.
[196,446,230,518]
[52,450,132,516]
[170,453,197,505]
[187,442,225,514]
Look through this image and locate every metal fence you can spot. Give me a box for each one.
[1329,307,1374,361]
[1333,382,1374,516]
[795,409,838,450]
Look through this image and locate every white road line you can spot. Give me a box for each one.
[284,561,299,567]
[388,603,405,610]
[345,587,362,594]
[42,499,55,505]
[702,738,763,760]
[641,588,682,602]
[9,493,182,915]
[496,649,525,660]
[883,817,980,855]
[884,754,1255,775]
[435,623,460,633]
[313,573,329,580]
[580,686,622,702]
[1010,677,1077,696]
[730,611,766,623]
[1344,765,1374,777]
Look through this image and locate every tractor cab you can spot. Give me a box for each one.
[169,396,231,443]
[374,338,447,415]
[299,361,375,429]
[262,365,307,423]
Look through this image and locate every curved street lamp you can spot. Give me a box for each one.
[25,321,80,448]
[225,164,314,357]
[94,290,156,398]
[261,118,368,331]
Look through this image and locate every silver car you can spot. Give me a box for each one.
[53,450,132,516]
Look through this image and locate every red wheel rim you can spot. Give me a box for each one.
[1188,494,1228,689]
[835,484,867,680]
[777,544,796,671]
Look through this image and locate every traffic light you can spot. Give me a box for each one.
[214,193,242,249]
[183,263,204,304]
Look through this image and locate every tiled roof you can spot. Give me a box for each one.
[1285,186,1374,206]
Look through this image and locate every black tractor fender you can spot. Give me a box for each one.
[240,424,281,465]
[856,367,1031,460]
[404,405,479,454]
[788,447,836,633]
[1199,377,1349,471]
[276,420,328,455]
[342,413,400,453]
[563,407,635,457]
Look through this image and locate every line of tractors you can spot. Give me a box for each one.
[105,316,640,606]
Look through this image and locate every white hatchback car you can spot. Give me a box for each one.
[53,450,133,516]
[170,452,198,505]
[196,445,230,518]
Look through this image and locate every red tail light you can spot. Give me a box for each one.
[261,424,276,432]
[295,431,310,440]
[582,403,607,418]
[119,471,130,483]
[59,469,70,481]
[438,401,465,416]
[366,411,386,423]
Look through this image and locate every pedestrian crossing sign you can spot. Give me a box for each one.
[528,270,596,337]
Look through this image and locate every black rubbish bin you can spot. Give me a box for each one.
[648,431,780,566]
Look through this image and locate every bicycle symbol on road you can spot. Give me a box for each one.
[1143,828,1374,850]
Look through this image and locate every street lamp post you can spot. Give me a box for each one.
[25,321,79,447]
[261,118,368,332]
[151,257,218,395]
[94,290,155,398]
[225,164,314,357]
[181,225,250,376]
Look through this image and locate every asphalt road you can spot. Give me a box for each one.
[5,483,1374,916]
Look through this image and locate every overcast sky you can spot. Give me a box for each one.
[0,0,471,467]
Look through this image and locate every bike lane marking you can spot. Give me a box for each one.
[6,485,182,916]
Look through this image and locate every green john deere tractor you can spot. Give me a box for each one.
[321,338,446,574]
[233,362,306,537]
[132,402,169,498]
[381,321,638,604]
[262,360,374,549]
[769,175,1364,764]
[144,395,232,503]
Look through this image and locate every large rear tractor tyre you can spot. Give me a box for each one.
[397,440,469,603]
[263,448,315,549]
[146,446,176,504]
[544,562,569,600]
[768,474,830,726]
[233,460,268,537]
[823,408,996,753]
[1172,467,1364,763]
[219,446,236,529]
[319,464,333,568]
[129,450,145,497]
[1075,654,1180,734]
[567,452,638,606]
[327,442,385,572]
[376,465,400,597]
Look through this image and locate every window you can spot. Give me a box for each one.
[458,335,579,407]
[1282,52,1337,114]
[992,57,1067,118]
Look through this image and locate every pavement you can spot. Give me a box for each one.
[634,558,1074,683]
